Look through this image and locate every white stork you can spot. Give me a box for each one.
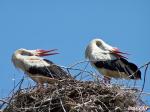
[12,48,72,85]
[85,38,141,83]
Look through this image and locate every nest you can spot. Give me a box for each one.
[3,78,142,112]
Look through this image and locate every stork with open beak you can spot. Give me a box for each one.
[85,39,141,83]
[12,48,72,85]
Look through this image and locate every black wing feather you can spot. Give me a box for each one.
[94,58,141,79]
[28,59,72,80]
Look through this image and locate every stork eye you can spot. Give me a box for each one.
[96,41,102,47]
[27,53,33,56]
[21,52,33,56]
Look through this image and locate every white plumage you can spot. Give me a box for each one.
[85,39,117,61]
[12,48,71,85]
[85,38,141,83]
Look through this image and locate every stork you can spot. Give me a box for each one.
[85,38,141,83]
[12,48,72,86]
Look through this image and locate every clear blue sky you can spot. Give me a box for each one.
[0,0,150,106]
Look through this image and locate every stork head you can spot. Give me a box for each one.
[85,38,128,59]
[92,39,113,51]
[14,48,59,57]
[12,48,59,70]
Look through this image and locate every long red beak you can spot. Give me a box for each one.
[36,49,59,57]
[111,48,129,59]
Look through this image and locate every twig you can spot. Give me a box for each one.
[0,99,9,104]
[77,62,89,80]
[60,66,93,76]
[129,61,150,78]
[60,99,66,112]
[136,64,149,100]
[68,60,89,68]
[8,76,25,96]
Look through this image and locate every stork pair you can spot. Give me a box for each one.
[12,38,141,85]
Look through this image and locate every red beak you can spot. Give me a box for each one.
[111,48,129,59]
[36,49,59,57]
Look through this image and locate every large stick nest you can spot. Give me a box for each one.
[3,78,142,112]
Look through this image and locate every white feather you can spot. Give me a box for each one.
[12,49,50,72]
[85,38,116,61]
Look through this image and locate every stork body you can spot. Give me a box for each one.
[12,48,71,85]
[85,39,141,83]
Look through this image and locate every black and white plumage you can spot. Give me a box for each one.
[85,39,141,82]
[12,48,71,84]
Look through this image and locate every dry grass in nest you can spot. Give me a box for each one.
[3,78,142,112]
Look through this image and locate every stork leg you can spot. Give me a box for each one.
[103,76,111,84]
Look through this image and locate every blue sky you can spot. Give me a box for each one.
[0,0,150,106]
